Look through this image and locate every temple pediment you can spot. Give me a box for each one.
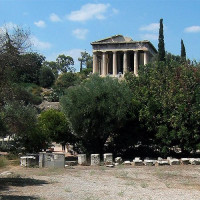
[91,35,133,44]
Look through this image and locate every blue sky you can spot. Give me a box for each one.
[0,0,200,71]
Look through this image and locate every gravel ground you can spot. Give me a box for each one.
[1,165,200,200]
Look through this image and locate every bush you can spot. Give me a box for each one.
[17,83,43,105]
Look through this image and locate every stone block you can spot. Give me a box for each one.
[167,157,172,161]
[20,156,37,167]
[189,158,200,165]
[122,161,131,165]
[78,154,87,165]
[115,157,123,164]
[103,153,113,165]
[144,160,155,166]
[155,160,169,166]
[158,157,163,161]
[91,154,100,166]
[106,164,114,168]
[135,157,141,161]
[169,159,180,165]
[181,158,189,165]
[39,152,65,168]
[114,163,119,166]
[132,158,143,166]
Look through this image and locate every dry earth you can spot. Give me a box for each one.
[1,164,200,200]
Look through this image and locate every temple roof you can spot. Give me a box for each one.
[91,35,133,44]
[91,34,157,53]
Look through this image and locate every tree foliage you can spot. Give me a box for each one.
[181,39,186,61]
[61,75,134,154]
[53,72,81,97]
[158,18,165,62]
[39,66,55,88]
[42,61,59,78]
[18,52,45,84]
[78,51,93,71]
[56,54,75,73]
[126,60,200,155]
[38,109,73,147]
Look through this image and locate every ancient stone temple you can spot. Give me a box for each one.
[91,35,157,77]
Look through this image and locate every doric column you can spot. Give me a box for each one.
[102,52,107,77]
[144,51,148,65]
[134,51,138,76]
[117,53,120,73]
[93,52,98,73]
[113,51,117,77]
[123,51,128,74]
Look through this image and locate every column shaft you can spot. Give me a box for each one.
[93,53,98,73]
[102,52,107,77]
[134,51,138,76]
[144,51,148,65]
[113,51,117,76]
[123,51,128,74]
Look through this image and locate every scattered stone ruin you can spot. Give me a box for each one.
[20,152,200,168]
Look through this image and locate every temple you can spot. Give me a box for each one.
[91,35,157,77]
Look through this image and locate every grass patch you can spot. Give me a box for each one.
[0,156,8,168]
[84,195,100,200]
[115,170,129,179]
[117,190,125,197]
[89,170,96,176]
[140,182,148,188]
[100,166,106,171]
[125,181,136,187]
[64,187,72,192]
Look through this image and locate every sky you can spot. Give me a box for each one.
[0,0,200,71]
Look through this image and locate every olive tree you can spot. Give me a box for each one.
[61,75,134,154]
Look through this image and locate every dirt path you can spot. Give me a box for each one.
[1,165,200,200]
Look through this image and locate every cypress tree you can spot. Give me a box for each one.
[181,39,186,60]
[158,18,165,62]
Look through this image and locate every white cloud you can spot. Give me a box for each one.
[140,23,159,32]
[184,26,200,33]
[34,20,46,28]
[140,33,158,41]
[72,28,88,39]
[67,3,110,22]
[50,13,62,22]
[112,8,119,14]
[31,36,52,50]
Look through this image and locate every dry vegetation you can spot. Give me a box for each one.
[1,162,200,200]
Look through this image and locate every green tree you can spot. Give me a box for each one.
[54,72,81,97]
[39,66,55,88]
[126,59,200,156]
[181,39,186,61]
[38,109,73,150]
[78,51,93,72]
[158,18,165,62]
[61,75,134,154]
[42,61,59,78]
[56,54,75,73]
[18,52,45,84]
[1,101,46,152]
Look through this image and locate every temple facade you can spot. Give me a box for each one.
[91,35,157,77]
